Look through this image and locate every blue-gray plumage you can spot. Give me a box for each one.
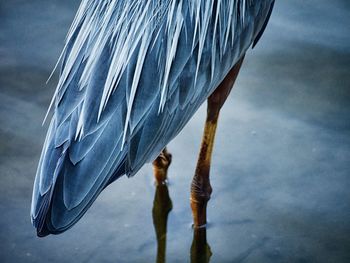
[31,0,275,236]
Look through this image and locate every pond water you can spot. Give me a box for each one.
[1,0,350,262]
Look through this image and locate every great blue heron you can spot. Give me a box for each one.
[31,0,275,237]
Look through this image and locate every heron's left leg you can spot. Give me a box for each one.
[153,148,172,185]
[191,57,244,228]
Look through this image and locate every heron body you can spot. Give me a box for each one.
[31,0,275,236]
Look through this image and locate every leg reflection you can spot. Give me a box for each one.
[152,148,212,263]
[191,227,212,263]
[152,148,173,263]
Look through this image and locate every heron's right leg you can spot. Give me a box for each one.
[190,57,244,228]
[152,148,172,185]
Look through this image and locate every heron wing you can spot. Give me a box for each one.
[31,0,275,235]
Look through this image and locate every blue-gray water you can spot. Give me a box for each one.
[1,0,350,262]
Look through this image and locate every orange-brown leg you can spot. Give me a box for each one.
[191,56,244,228]
[153,148,172,185]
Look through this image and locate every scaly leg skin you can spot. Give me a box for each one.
[152,148,172,185]
[190,56,244,228]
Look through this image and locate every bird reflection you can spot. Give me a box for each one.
[151,153,212,263]
[190,227,212,263]
[152,182,172,263]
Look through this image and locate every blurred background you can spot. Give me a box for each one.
[1,0,349,262]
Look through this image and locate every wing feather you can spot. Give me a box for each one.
[31,0,275,235]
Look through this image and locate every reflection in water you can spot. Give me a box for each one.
[191,228,212,263]
[152,183,172,263]
[152,182,212,263]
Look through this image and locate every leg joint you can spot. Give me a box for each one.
[190,176,213,203]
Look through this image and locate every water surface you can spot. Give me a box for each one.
[1,0,350,262]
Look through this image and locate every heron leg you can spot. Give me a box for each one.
[153,148,172,185]
[190,57,244,228]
